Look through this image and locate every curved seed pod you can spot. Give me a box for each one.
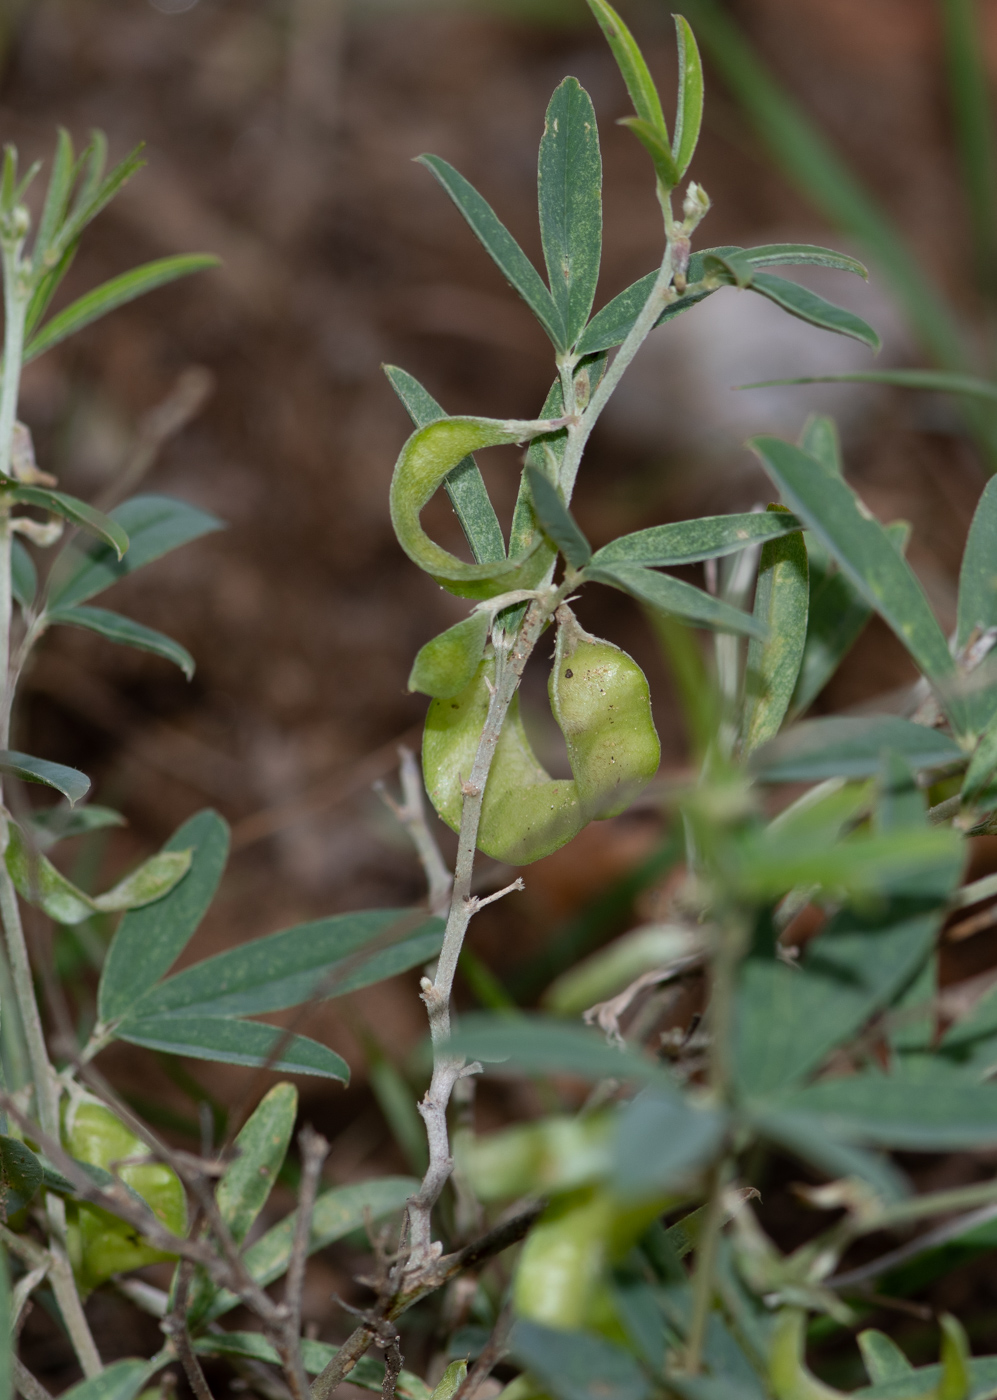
[513,1186,612,1328]
[422,652,583,864]
[389,415,559,600]
[63,1095,187,1294]
[549,605,660,820]
[408,611,490,698]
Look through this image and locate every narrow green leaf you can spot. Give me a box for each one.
[800,414,842,472]
[9,487,128,557]
[408,613,489,698]
[91,849,191,914]
[52,141,146,260]
[588,561,766,639]
[24,255,219,363]
[193,1333,432,1398]
[30,803,125,851]
[585,0,668,145]
[125,910,444,1020]
[750,1107,908,1202]
[750,436,957,694]
[47,604,195,679]
[11,540,36,609]
[703,247,756,288]
[25,244,76,342]
[221,1083,297,1244]
[618,116,680,190]
[59,1359,160,1400]
[46,494,224,610]
[538,77,602,346]
[876,750,926,833]
[747,272,880,350]
[509,1319,651,1400]
[431,1362,468,1400]
[959,475,997,651]
[416,154,566,349]
[776,1073,997,1149]
[0,1135,42,1216]
[739,369,997,401]
[117,1014,349,1080]
[383,365,505,565]
[735,907,939,1098]
[0,750,89,805]
[98,810,229,1025]
[672,15,704,178]
[739,243,868,277]
[751,716,963,782]
[448,1012,670,1086]
[740,511,808,752]
[525,465,591,567]
[592,511,799,569]
[859,1331,916,1385]
[203,1175,417,1321]
[941,0,997,301]
[32,127,74,272]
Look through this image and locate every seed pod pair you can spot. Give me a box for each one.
[63,1095,187,1294]
[422,607,660,864]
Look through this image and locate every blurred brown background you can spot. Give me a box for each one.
[3,0,995,1274]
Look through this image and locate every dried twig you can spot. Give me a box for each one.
[280,1127,330,1400]
[377,747,452,918]
[453,1301,512,1400]
[163,1258,217,1400]
[13,1356,53,1400]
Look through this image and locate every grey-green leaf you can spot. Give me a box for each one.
[672,16,704,179]
[408,613,489,698]
[0,750,89,805]
[202,1175,417,1322]
[59,1360,161,1400]
[11,541,35,609]
[740,514,808,753]
[30,803,125,851]
[958,475,997,651]
[98,809,229,1025]
[538,77,602,346]
[47,605,195,679]
[525,466,591,567]
[776,1073,997,1149]
[747,272,880,349]
[384,365,505,566]
[752,1108,908,1203]
[9,487,128,557]
[448,1012,669,1087]
[751,716,963,782]
[613,1090,726,1197]
[799,413,843,472]
[591,511,800,569]
[46,494,224,610]
[220,1082,297,1243]
[962,703,997,805]
[509,1319,651,1400]
[24,254,219,363]
[0,1135,42,1217]
[116,1015,349,1080]
[416,154,566,350]
[858,1332,915,1385]
[750,436,956,697]
[588,561,766,639]
[123,909,444,1020]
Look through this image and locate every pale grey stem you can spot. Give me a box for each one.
[377,748,452,918]
[281,1127,330,1400]
[13,1356,53,1400]
[403,589,564,1280]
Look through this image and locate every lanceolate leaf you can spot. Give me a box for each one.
[750,436,957,701]
[619,117,680,190]
[9,487,128,557]
[58,1359,162,1400]
[752,1108,910,1203]
[740,514,808,752]
[0,750,89,805]
[672,15,704,179]
[959,474,997,650]
[122,910,444,1020]
[99,810,229,1025]
[46,494,224,610]
[751,716,963,782]
[383,365,505,566]
[32,127,75,276]
[592,512,800,569]
[30,803,125,851]
[417,154,566,349]
[585,0,669,151]
[449,1013,670,1087]
[116,1015,349,1080]
[747,273,880,349]
[46,605,195,679]
[775,1073,997,1150]
[588,561,766,639]
[538,77,602,347]
[800,413,843,471]
[203,1175,417,1322]
[525,466,592,567]
[24,255,219,363]
[739,368,997,401]
[0,1134,43,1216]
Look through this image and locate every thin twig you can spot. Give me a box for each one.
[830,1200,997,1289]
[377,747,452,918]
[164,1257,216,1400]
[13,1356,53,1400]
[280,1127,330,1400]
[453,1302,512,1400]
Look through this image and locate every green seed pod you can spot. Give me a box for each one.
[549,605,660,820]
[408,611,490,698]
[513,1186,611,1328]
[63,1096,187,1294]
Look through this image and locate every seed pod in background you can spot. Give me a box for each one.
[408,610,490,698]
[63,1095,187,1294]
[549,605,660,820]
[513,1186,612,1328]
